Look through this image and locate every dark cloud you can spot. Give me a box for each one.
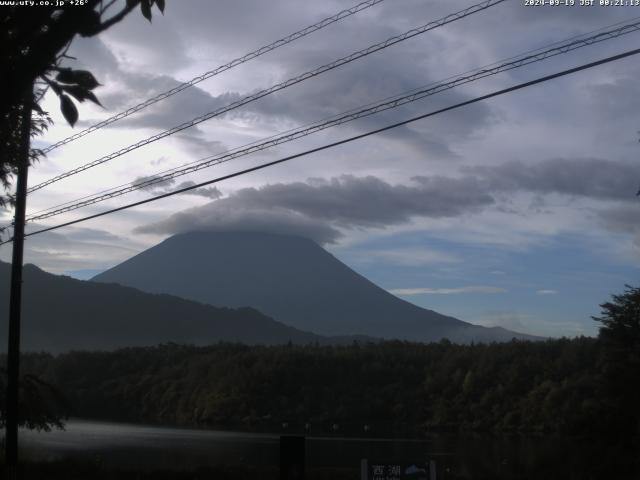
[131,174,175,192]
[234,44,497,157]
[70,3,496,161]
[593,204,640,256]
[62,0,633,152]
[130,176,222,199]
[135,156,640,244]
[596,204,640,236]
[230,174,493,225]
[175,134,227,158]
[135,174,495,242]
[99,56,482,160]
[468,158,640,202]
[97,73,241,128]
[86,69,230,157]
[174,181,222,199]
[136,204,344,245]
[51,1,640,255]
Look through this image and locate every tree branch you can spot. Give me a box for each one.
[100,0,119,15]
[82,1,140,37]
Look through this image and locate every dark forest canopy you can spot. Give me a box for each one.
[2,286,637,438]
[11,337,636,438]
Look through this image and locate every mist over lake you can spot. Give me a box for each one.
[19,419,638,479]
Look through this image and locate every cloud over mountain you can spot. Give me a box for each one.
[136,156,640,244]
[135,174,495,243]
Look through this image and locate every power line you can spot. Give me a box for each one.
[24,18,640,223]
[28,0,506,193]
[39,0,388,155]
[3,46,637,245]
[18,14,638,234]
[26,15,640,220]
[23,13,640,221]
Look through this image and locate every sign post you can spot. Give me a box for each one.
[361,459,438,480]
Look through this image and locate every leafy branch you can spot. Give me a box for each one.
[0,0,166,207]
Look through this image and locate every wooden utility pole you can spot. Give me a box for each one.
[5,88,33,479]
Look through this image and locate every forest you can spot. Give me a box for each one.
[5,336,631,438]
[2,286,639,440]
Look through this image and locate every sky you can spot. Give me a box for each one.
[2,0,640,338]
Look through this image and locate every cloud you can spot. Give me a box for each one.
[105,81,241,130]
[244,56,496,157]
[137,204,343,245]
[0,226,141,274]
[474,310,590,338]
[72,4,498,163]
[134,153,640,248]
[389,286,506,295]
[352,247,460,267]
[130,176,222,199]
[594,205,640,256]
[20,0,639,343]
[135,174,495,242]
[468,157,640,202]
[174,134,227,158]
[100,6,192,72]
[536,289,558,295]
[131,174,174,192]
[63,36,120,80]
[596,204,640,235]
[64,38,229,156]
[174,181,222,199]
[588,74,640,120]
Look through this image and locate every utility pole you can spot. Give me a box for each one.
[5,86,33,479]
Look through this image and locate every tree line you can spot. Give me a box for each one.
[3,285,639,438]
[3,336,629,438]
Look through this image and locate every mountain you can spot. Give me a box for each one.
[93,231,536,343]
[0,261,360,353]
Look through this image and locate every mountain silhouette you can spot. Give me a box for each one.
[93,231,537,342]
[0,261,364,352]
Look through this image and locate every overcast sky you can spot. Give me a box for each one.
[2,0,640,337]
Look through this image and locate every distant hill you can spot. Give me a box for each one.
[0,261,362,353]
[94,231,537,343]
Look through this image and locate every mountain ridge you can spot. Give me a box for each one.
[93,231,539,343]
[0,261,371,352]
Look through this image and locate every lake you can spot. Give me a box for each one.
[17,419,639,479]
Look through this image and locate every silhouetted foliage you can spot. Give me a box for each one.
[0,0,165,208]
[594,285,640,437]
[0,365,69,432]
